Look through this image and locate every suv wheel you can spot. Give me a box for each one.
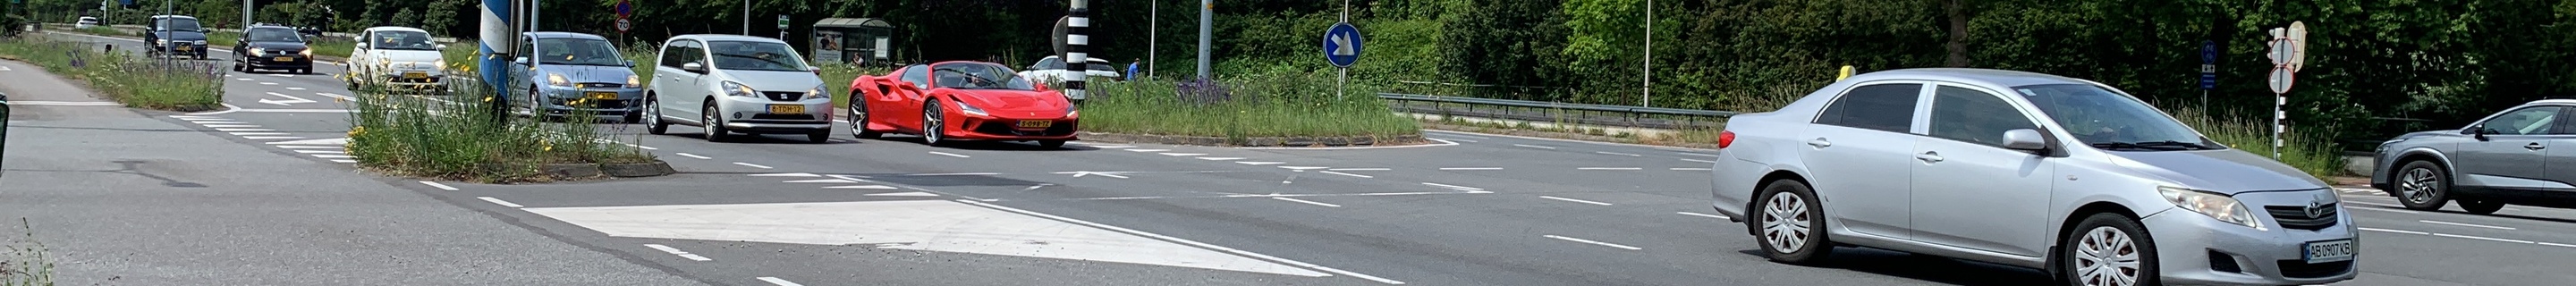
[1754,180,1829,265]
[2395,160,2452,211]
[2062,213,2158,286]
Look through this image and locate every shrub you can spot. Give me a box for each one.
[344,71,656,182]
[0,37,223,111]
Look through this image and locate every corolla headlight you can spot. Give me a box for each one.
[2157,186,2263,230]
[547,73,572,87]
[805,83,828,100]
[628,75,643,87]
[954,100,989,116]
[722,81,758,97]
[249,47,266,55]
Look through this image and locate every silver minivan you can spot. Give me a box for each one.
[1707,68,2355,286]
[640,35,831,143]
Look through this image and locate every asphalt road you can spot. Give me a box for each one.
[30,30,2576,285]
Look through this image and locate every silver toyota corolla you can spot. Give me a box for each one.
[1707,68,2356,286]
[2372,99,2576,214]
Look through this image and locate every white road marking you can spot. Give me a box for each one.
[214,128,275,131]
[1197,157,1244,161]
[1239,139,1462,150]
[1445,139,1480,143]
[1327,168,1391,171]
[1670,168,1713,171]
[862,191,939,196]
[419,181,460,190]
[230,132,289,136]
[258,81,278,85]
[1678,212,1731,220]
[1675,152,1722,157]
[475,197,523,207]
[191,122,251,125]
[1128,148,1171,152]
[2360,227,2428,235]
[756,277,804,286]
[269,74,295,78]
[267,138,349,146]
[1438,134,1492,139]
[1679,158,1718,164]
[929,151,970,158]
[2350,201,2409,209]
[1160,153,1208,156]
[1273,198,1343,207]
[733,162,774,169]
[2346,206,2419,214]
[907,172,1000,176]
[1236,162,1285,165]
[199,123,258,127]
[1091,145,1136,148]
[1421,182,1485,191]
[329,159,357,164]
[2542,242,2576,248]
[1543,235,1641,250]
[168,115,215,119]
[235,78,253,81]
[1439,167,1503,171]
[1056,171,1132,179]
[242,136,303,139]
[1278,166,1329,170]
[2422,220,2517,231]
[1318,171,1374,179]
[1513,144,1556,149]
[4,101,122,106]
[1538,196,1614,206]
[675,153,711,159]
[642,244,713,261]
[1578,167,1642,171]
[784,179,859,183]
[285,87,306,90]
[830,185,900,189]
[292,150,344,154]
[311,155,356,158]
[1595,151,1641,156]
[2432,232,2536,244]
[750,172,820,177]
[276,145,338,149]
[953,200,1400,284]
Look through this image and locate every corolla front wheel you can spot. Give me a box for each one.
[2395,161,2452,211]
[2061,213,2158,286]
[1754,180,1830,265]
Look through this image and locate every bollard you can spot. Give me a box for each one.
[104,44,114,53]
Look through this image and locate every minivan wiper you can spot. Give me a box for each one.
[2089,142,2190,151]
[2133,140,2216,150]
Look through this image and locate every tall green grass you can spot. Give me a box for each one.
[1083,71,1421,139]
[0,36,223,111]
[344,72,655,182]
[2165,105,2346,178]
[0,219,54,286]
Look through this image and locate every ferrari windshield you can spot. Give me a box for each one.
[708,41,809,72]
[535,38,623,66]
[930,63,1035,90]
[2015,84,2216,150]
[371,30,438,50]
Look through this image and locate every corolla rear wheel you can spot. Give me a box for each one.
[1754,180,1829,265]
[2063,213,2157,286]
[2395,161,2452,211]
[922,100,948,147]
[849,98,880,139]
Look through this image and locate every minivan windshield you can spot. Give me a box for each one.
[2014,84,2219,150]
[708,41,809,72]
[534,38,624,66]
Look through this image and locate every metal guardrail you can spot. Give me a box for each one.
[1376,93,1736,130]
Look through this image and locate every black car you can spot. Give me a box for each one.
[143,15,210,60]
[232,24,314,74]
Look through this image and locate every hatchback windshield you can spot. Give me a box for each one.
[371,30,438,50]
[535,38,623,66]
[156,18,200,31]
[708,41,809,72]
[2014,84,2217,150]
[930,63,1035,90]
[245,28,301,43]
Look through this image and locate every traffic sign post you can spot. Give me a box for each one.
[2199,39,2216,108]
[2264,21,2308,159]
[1321,22,1362,99]
[776,15,789,40]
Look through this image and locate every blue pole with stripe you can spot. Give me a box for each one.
[477,0,513,97]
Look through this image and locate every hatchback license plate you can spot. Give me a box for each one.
[585,91,618,100]
[2302,239,2355,264]
[273,56,294,62]
[1017,120,1053,129]
[402,72,428,79]
[768,105,805,114]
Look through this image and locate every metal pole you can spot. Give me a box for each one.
[741,0,749,35]
[1148,0,1155,78]
[2273,92,2284,158]
[241,0,250,29]
[1066,0,1089,103]
[1641,0,1650,107]
[1335,0,1348,99]
[1196,0,1210,80]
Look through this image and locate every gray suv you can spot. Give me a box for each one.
[1707,69,2356,286]
[2372,99,2576,214]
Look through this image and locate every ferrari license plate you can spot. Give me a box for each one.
[402,72,428,79]
[767,105,805,114]
[273,56,295,62]
[2302,239,2355,264]
[585,91,618,100]
[1017,120,1053,129]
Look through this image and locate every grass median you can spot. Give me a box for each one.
[0,36,223,111]
[1083,72,1420,139]
[343,71,657,183]
[1,219,55,286]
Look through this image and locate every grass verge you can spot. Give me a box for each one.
[344,72,657,183]
[1083,72,1420,139]
[2166,105,2346,178]
[1,219,55,286]
[0,36,223,111]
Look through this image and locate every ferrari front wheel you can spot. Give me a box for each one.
[849,98,880,139]
[922,100,948,147]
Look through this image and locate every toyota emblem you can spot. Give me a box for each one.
[2307,200,2327,218]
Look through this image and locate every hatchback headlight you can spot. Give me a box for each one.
[722,81,758,97]
[2158,186,2262,230]
[547,73,572,87]
[805,83,828,100]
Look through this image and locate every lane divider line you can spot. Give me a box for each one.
[1513,144,1556,149]
[675,153,712,159]
[1671,168,1713,171]
[643,244,714,261]
[1543,235,1642,250]
[1197,157,1245,161]
[328,159,357,164]
[417,181,458,190]
[2421,220,2518,231]
[1273,198,1343,207]
[756,277,804,286]
[1159,153,1208,156]
[1678,212,1731,220]
[1674,152,1722,157]
[1439,167,1503,171]
[1127,148,1171,152]
[1538,196,1614,206]
[1236,161,1285,165]
[1578,167,1643,171]
[1679,158,1718,164]
[749,172,819,177]
[476,197,523,207]
[1594,151,1641,156]
[1328,168,1390,171]
[929,151,970,158]
[955,200,1402,284]
[1318,171,1374,179]
[733,162,775,169]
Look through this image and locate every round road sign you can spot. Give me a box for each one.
[1321,22,1363,68]
[615,19,631,33]
[2268,67,2293,94]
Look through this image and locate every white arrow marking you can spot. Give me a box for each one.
[828,185,899,189]
[1331,33,1356,55]
[1055,171,1131,179]
[784,179,858,183]
[259,92,315,105]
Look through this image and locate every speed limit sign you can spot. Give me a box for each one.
[615,19,631,33]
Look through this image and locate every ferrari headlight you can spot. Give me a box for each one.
[1064,104,1079,117]
[954,100,989,116]
[722,81,758,97]
[2158,186,2262,230]
[628,75,642,87]
[547,73,572,87]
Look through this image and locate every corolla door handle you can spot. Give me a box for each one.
[1807,139,1833,148]
[2529,143,2547,150]
[1917,151,1945,163]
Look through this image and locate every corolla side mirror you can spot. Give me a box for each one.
[681,62,706,73]
[2002,129,2048,151]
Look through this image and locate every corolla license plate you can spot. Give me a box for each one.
[1017,120,1053,129]
[585,91,618,100]
[2302,239,2355,264]
[402,72,428,79]
[767,105,805,114]
[273,56,294,62]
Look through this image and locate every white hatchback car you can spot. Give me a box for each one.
[344,26,450,93]
[1708,69,2355,286]
[641,35,831,143]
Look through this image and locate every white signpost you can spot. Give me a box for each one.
[2265,21,2308,158]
